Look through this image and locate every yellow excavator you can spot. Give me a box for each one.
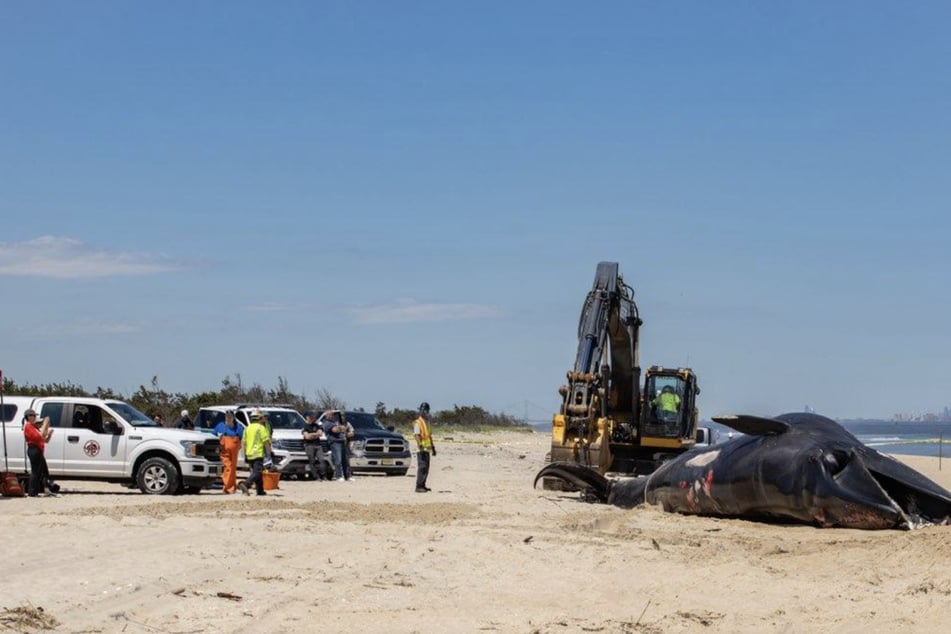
[543,261,701,489]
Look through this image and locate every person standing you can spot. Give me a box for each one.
[315,416,334,479]
[325,410,354,481]
[238,410,271,496]
[302,411,332,480]
[175,409,195,430]
[413,402,436,493]
[215,410,243,494]
[22,409,53,497]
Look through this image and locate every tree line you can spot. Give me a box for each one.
[0,374,530,432]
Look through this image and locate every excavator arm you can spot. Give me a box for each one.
[554,262,642,470]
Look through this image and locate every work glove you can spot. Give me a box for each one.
[432,448,437,457]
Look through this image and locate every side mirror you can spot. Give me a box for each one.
[103,420,122,435]
[386,425,396,432]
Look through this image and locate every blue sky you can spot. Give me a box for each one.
[2,2,949,421]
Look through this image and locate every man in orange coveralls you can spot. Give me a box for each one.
[214,409,243,493]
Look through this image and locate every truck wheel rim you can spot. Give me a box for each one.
[144,466,168,491]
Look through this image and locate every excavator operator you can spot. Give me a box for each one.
[653,386,681,422]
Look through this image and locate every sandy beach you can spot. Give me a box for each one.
[2,430,950,633]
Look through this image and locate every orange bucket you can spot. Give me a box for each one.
[262,471,280,490]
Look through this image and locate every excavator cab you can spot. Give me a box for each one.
[644,370,692,438]
[620,366,700,473]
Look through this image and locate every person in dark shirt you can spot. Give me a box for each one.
[175,409,195,431]
[302,411,333,481]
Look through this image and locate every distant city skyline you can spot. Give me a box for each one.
[890,407,951,423]
[804,403,951,423]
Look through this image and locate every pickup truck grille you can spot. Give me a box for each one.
[281,439,305,452]
[198,439,222,462]
[364,438,409,455]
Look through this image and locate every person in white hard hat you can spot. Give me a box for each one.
[175,409,194,431]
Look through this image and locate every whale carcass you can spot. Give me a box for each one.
[535,412,951,529]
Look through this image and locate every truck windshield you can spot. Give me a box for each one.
[108,402,159,427]
[346,412,386,430]
[265,410,306,430]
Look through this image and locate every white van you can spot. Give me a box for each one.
[1,396,223,494]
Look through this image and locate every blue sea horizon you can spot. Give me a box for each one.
[841,419,951,458]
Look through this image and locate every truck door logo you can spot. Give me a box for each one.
[83,440,101,457]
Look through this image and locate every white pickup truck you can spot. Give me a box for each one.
[1,396,223,494]
[695,426,718,446]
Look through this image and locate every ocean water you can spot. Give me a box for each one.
[531,420,951,458]
[841,420,951,458]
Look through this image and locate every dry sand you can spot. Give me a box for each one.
[2,431,950,633]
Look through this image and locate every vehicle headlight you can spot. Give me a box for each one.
[180,440,200,457]
[349,440,366,457]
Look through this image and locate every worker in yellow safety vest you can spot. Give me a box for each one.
[652,386,681,422]
[238,409,272,496]
[413,402,437,493]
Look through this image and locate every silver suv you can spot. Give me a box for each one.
[196,405,309,477]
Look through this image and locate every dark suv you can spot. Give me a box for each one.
[319,410,411,476]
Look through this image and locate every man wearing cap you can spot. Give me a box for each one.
[239,410,272,496]
[214,410,243,494]
[22,409,54,497]
[175,409,195,431]
[302,411,332,481]
[413,402,437,493]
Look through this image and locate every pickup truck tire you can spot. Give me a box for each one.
[137,457,181,495]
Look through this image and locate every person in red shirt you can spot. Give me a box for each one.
[22,409,53,497]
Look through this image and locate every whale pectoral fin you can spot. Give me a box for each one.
[534,462,610,502]
[712,414,790,436]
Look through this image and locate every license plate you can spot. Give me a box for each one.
[381,459,394,465]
